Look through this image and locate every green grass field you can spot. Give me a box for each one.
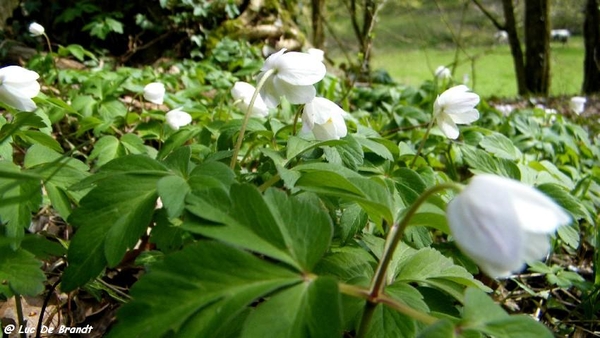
[369,38,584,98]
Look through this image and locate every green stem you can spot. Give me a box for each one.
[14,294,27,338]
[357,182,463,335]
[230,68,276,169]
[409,116,436,168]
[291,105,303,135]
[258,173,281,192]
[339,283,438,338]
[42,33,60,87]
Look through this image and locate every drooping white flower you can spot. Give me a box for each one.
[29,22,45,36]
[569,96,586,115]
[165,107,192,130]
[0,65,40,112]
[447,174,571,278]
[433,85,480,139]
[143,82,166,105]
[257,49,326,108]
[307,48,325,63]
[231,81,269,118]
[302,97,347,141]
[434,66,451,80]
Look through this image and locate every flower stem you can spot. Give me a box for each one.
[230,68,276,169]
[357,182,463,336]
[14,293,27,338]
[409,116,436,169]
[42,33,60,87]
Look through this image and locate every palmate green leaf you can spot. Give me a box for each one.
[294,170,394,225]
[62,156,169,291]
[186,184,333,272]
[285,136,345,163]
[107,241,302,338]
[0,239,46,297]
[461,288,553,338]
[460,145,520,180]
[394,247,491,300]
[0,161,42,241]
[323,135,364,170]
[479,132,522,161]
[89,135,124,167]
[24,144,90,219]
[241,276,342,338]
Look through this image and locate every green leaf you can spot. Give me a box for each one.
[323,135,364,170]
[120,133,147,155]
[461,145,520,179]
[15,130,63,153]
[394,247,491,300]
[339,203,368,244]
[364,303,416,338]
[483,316,553,338]
[0,162,42,241]
[157,175,190,219]
[294,170,394,225]
[356,137,396,161]
[285,136,345,163]
[0,243,46,296]
[107,241,301,338]
[479,132,522,161]
[241,277,342,338]
[186,185,333,272]
[89,135,124,167]
[417,320,455,338]
[461,288,553,337]
[62,157,168,291]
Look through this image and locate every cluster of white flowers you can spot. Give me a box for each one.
[231,48,347,141]
[142,82,192,130]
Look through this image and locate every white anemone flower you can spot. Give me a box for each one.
[165,107,192,130]
[29,22,45,36]
[569,96,586,115]
[257,49,326,108]
[0,65,41,112]
[143,82,166,105]
[302,97,348,141]
[434,65,451,80]
[433,85,480,139]
[447,174,571,278]
[231,81,269,118]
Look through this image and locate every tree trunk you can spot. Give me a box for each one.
[501,0,528,95]
[582,0,600,94]
[311,0,326,48]
[524,0,551,95]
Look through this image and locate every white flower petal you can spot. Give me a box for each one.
[232,81,269,117]
[312,121,339,140]
[0,86,37,112]
[261,48,286,72]
[272,77,316,105]
[274,52,326,86]
[436,112,459,139]
[447,108,479,124]
[521,232,551,263]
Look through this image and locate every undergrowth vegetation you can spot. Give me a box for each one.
[0,36,599,337]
